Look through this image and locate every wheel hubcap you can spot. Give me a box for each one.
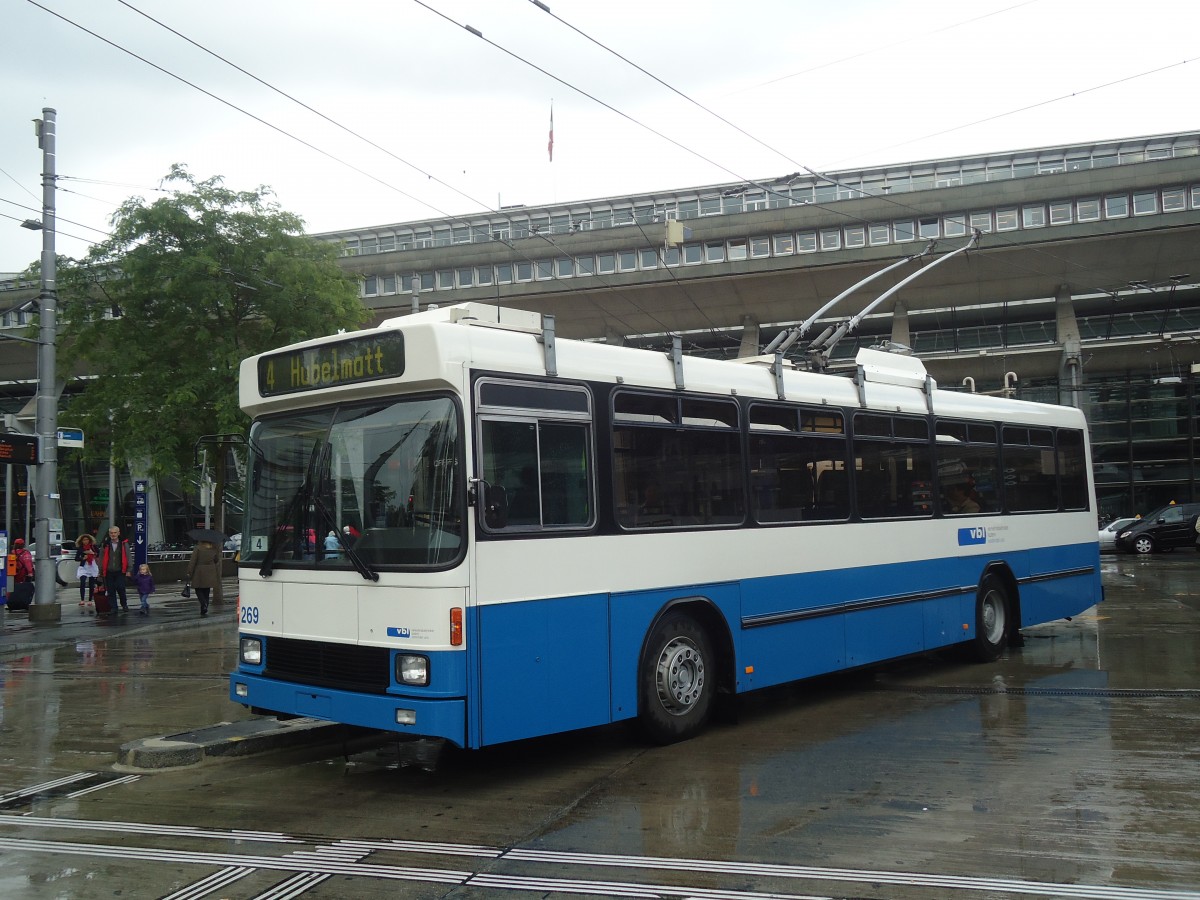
[656,637,705,716]
[982,592,1005,644]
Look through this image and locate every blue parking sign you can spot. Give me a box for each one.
[134,480,148,566]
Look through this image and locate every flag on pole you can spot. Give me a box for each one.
[548,102,554,163]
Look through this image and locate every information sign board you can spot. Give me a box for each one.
[0,433,38,465]
[134,480,148,567]
[57,428,84,448]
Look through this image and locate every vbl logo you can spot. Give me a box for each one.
[387,626,411,638]
[957,526,987,546]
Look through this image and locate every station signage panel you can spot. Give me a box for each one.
[134,479,148,566]
[57,427,85,448]
[0,433,38,465]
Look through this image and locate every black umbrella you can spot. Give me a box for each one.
[188,527,226,545]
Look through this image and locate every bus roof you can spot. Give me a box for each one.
[240,302,1083,430]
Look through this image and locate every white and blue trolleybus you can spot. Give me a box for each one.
[230,302,1102,748]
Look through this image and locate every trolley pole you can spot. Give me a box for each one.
[33,108,61,618]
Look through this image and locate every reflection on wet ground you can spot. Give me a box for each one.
[0,554,1198,898]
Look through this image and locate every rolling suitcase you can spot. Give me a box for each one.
[7,581,34,611]
[92,581,113,617]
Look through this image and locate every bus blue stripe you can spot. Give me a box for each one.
[233,541,1100,749]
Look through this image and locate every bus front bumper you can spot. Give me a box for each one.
[228,672,467,747]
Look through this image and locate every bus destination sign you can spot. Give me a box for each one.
[257,332,405,397]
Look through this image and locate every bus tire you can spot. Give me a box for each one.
[639,612,714,744]
[969,575,1010,663]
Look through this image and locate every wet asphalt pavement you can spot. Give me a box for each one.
[0,555,1198,899]
[1,573,238,657]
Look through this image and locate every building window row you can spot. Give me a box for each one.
[0,308,33,329]
[340,137,1200,258]
[359,184,1200,297]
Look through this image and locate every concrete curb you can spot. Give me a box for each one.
[115,717,362,770]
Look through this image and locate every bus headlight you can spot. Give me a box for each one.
[396,654,429,686]
[240,637,263,666]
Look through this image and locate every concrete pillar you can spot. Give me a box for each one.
[891,302,911,348]
[1055,284,1083,409]
[737,316,760,358]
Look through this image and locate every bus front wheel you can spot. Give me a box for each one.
[639,612,715,744]
[969,575,1010,663]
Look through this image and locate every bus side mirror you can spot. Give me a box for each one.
[483,483,508,529]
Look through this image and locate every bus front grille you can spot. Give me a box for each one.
[263,637,391,694]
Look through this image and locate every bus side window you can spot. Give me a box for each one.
[815,468,849,518]
[779,466,814,517]
[856,466,888,518]
[478,416,594,531]
[506,466,540,526]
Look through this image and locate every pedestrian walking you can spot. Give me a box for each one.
[100,526,132,612]
[75,533,100,611]
[186,539,222,617]
[134,562,156,616]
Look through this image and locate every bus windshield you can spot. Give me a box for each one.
[242,395,463,570]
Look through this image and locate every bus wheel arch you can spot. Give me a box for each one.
[970,564,1020,661]
[637,598,733,744]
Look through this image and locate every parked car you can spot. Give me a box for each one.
[26,540,79,583]
[1098,517,1137,552]
[25,540,77,560]
[1113,503,1200,554]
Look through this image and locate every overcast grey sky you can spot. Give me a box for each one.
[2,0,1198,273]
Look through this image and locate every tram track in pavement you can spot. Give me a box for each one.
[875,683,1200,699]
[0,806,1196,900]
[0,668,228,681]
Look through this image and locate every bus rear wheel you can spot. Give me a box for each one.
[969,575,1010,663]
[639,612,714,744]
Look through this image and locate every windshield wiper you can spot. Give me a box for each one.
[309,468,379,582]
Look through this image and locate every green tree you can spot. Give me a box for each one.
[56,165,366,526]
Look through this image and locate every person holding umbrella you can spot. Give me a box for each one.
[186,528,224,617]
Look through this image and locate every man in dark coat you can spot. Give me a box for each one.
[100,526,132,612]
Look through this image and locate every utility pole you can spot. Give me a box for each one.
[33,108,61,618]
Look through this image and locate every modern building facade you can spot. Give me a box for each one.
[319,130,1200,521]
[3,130,1199,534]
